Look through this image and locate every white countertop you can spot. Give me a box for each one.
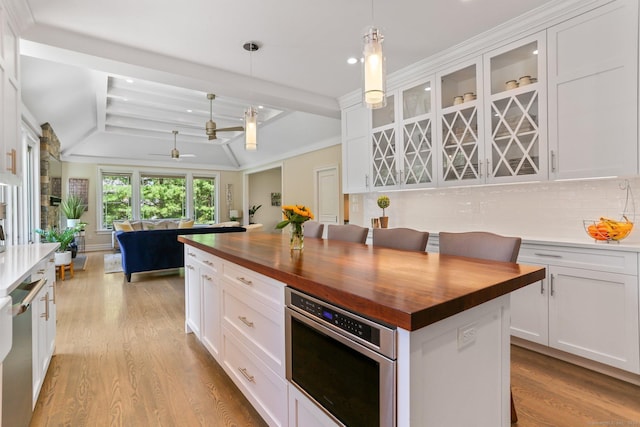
[0,243,59,297]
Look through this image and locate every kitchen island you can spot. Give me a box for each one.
[179,232,544,426]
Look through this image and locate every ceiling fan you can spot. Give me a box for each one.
[206,93,244,140]
[150,130,195,159]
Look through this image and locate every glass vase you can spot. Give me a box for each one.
[290,223,304,250]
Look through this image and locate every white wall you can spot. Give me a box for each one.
[353,177,640,244]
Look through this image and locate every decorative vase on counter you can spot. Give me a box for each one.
[379,216,389,228]
[290,223,304,250]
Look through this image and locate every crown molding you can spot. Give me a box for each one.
[339,0,611,109]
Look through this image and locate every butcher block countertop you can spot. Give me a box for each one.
[179,232,545,331]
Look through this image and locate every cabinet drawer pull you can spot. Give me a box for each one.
[550,274,555,296]
[551,150,557,172]
[203,274,213,281]
[40,292,50,321]
[533,252,562,258]
[540,280,545,295]
[238,316,254,328]
[51,282,56,304]
[237,277,253,286]
[238,367,255,383]
[204,260,214,266]
[188,252,197,257]
[187,264,195,270]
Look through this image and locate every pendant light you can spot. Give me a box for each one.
[243,41,259,151]
[362,0,386,109]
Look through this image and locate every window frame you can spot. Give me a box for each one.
[97,167,219,231]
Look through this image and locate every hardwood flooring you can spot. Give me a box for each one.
[31,251,267,427]
[30,251,640,426]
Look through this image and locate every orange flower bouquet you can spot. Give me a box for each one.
[276,205,314,250]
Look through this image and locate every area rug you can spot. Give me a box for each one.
[104,253,123,274]
[73,255,88,271]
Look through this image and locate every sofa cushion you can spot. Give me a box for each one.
[114,220,134,232]
[179,219,194,228]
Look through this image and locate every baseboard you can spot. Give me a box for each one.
[84,243,114,252]
[512,337,640,386]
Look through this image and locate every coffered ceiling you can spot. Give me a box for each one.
[16,0,557,170]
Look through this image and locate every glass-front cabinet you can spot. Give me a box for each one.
[371,78,436,191]
[436,59,483,186]
[483,32,547,183]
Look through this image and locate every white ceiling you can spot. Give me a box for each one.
[18,0,555,170]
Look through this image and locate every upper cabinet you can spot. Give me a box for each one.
[370,78,436,191]
[342,104,371,194]
[483,32,547,184]
[340,0,639,193]
[547,0,638,179]
[436,59,483,186]
[0,4,20,179]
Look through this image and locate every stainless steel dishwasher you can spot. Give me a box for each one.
[2,275,47,427]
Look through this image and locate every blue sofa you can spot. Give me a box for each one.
[116,226,246,282]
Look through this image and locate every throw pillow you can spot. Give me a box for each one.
[114,220,134,232]
[178,219,194,228]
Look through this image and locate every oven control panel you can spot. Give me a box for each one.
[289,291,380,346]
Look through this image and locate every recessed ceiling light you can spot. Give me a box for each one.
[424,86,431,91]
[187,109,193,113]
[258,105,264,109]
[533,49,539,55]
[125,79,134,83]
[347,57,358,65]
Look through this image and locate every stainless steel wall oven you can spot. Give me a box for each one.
[285,287,396,427]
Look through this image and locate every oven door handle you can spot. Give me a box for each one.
[12,277,47,317]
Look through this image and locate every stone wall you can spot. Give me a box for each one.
[40,123,61,229]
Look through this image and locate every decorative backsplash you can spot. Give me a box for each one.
[354,177,640,245]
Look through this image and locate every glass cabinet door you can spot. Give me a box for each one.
[484,33,547,182]
[437,61,483,185]
[400,81,435,187]
[371,94,397,188]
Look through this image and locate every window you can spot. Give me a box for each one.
[102,173,132,229]
[193,176,216,224]
[140,174,186,219]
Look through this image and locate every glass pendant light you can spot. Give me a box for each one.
[244,106,258,151]
[362,0,386,109]
[243,42,259,151]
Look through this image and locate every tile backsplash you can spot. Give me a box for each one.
[352,177,640,244]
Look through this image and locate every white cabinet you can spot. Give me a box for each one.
[184,246,222,360]
[513,245,640,373]
[183,245,287,427]
[483,32,547,183]
[341,104,370,193]
[288,383,339,427]
[547,0,638,179]
[184,250,202,338]
[371,78,436,191]
[221,261,286,427]
[436,58,484,186]
[32,255,56,406]
[0,7,20,178]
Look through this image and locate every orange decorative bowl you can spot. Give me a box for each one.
[584,217,634,242]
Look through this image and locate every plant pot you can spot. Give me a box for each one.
[67,219,80,228]
[379,216,389,228]
[54,251,72,266]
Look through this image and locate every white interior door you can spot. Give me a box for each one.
[315,166,339,225]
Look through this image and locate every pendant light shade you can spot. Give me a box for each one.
[363,26,386,109]
[244,106,258,151]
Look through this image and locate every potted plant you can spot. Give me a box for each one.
[60,194,85,228]
[249,204,262,224]
[377,195,390,228]
[35,226,78,265]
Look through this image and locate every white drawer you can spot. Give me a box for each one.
[519,245,638,276]
[223,285,284,375]
[223,262,284,310]
[222,328,287,427]
[185,247,220,273]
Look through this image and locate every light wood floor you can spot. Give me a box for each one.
[31,251,640,426]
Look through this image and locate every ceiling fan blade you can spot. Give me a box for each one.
[180,154,196,157]
[215,126,244,132]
